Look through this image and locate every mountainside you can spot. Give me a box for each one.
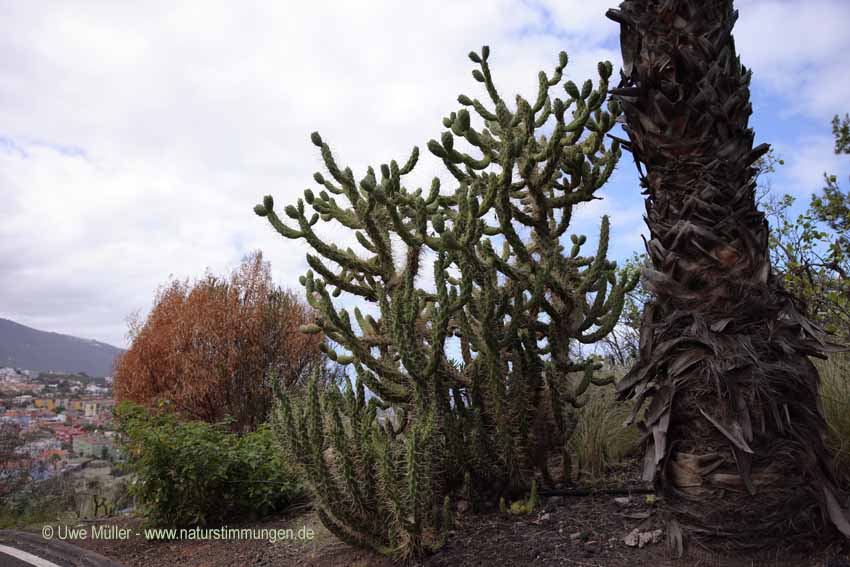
[0,318,124,377]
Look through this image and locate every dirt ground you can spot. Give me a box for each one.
[64,494,850,567]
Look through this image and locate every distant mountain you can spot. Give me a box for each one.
[0,318,124,377]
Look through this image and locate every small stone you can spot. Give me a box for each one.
[570,531,583,541]
[613,496,631,507]
[639,529,663,548]
[540,513,550,521]
[624,528,664,549]
[649,529,663,545]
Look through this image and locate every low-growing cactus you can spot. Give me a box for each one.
[274,373,451,559]
[502,480,540,515]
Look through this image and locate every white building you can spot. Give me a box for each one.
[0,368,25,383]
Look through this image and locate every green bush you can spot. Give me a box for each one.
[0,476,78,528]
[817,352,850,489]
[116,401,303,527]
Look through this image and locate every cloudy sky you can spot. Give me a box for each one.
[2,0,849,348]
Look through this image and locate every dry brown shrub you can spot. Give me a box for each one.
[114,250,324,431]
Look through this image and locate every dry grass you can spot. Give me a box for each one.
[568,382,640,481]
[817,352,850,489]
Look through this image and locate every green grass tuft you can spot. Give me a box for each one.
[568,384,639,482]
[817,352,850,490]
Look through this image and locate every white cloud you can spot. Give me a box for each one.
[736,0,850,118]
[771,133,850,197]
[0,141,315,344]
[533,0,620,42]
[1,1,844,348]
[0,1,621,347]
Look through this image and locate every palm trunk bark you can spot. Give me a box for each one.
[606,0,850,556]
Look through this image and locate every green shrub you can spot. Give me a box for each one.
[0,476,78,528]
[817,352,850,489]
[115,401,303,527]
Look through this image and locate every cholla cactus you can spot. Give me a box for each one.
[258,46,637,558]
[274,372,450,559]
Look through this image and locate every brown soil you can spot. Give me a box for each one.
[62,495,850,567]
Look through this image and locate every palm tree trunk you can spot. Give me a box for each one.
[606,0,850,556]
